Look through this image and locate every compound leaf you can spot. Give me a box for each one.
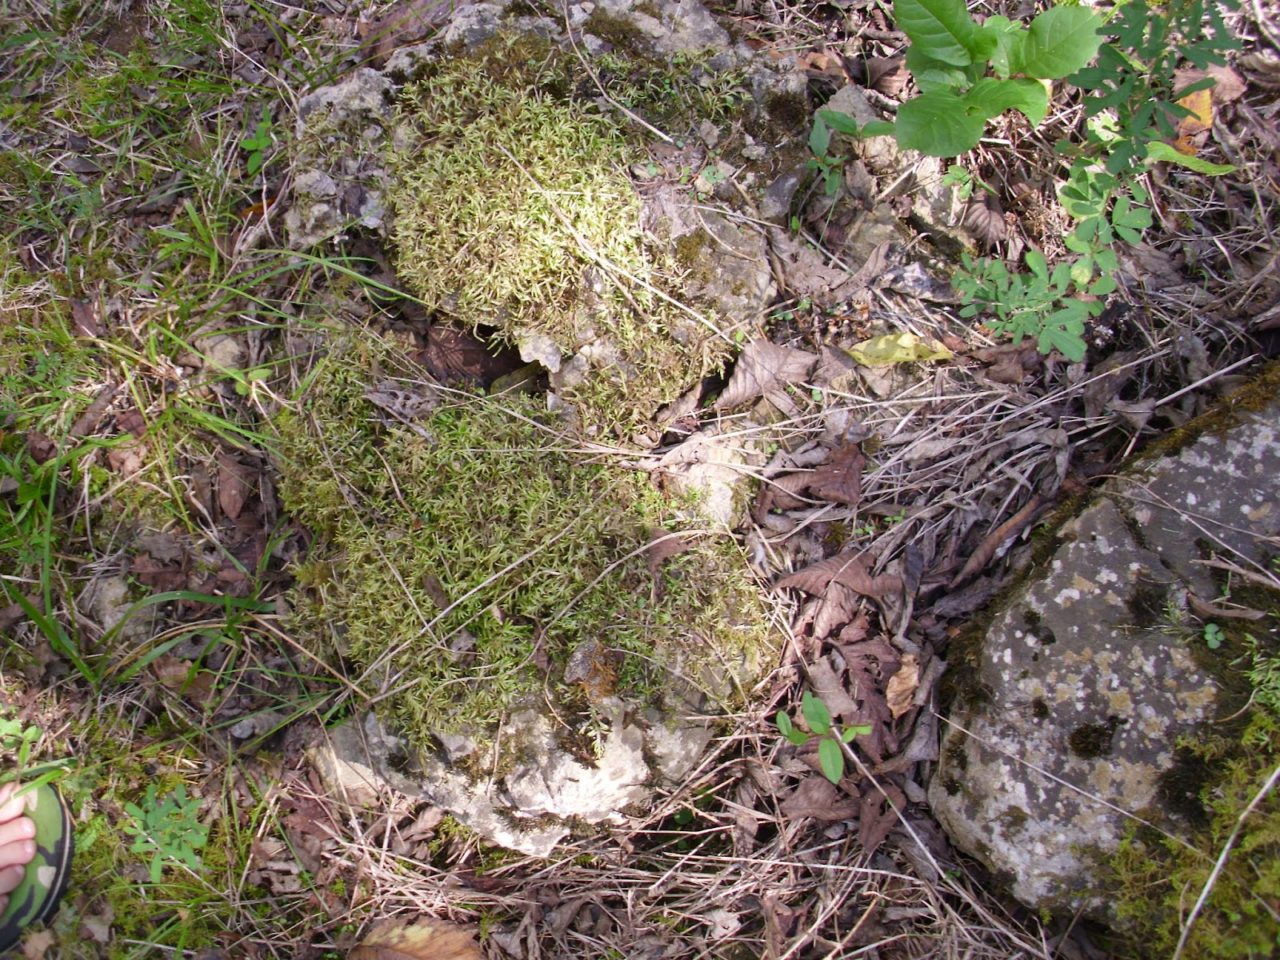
[1013,6,1103,79]
[894,0,986,66]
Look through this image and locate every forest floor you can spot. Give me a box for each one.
[0,0,1277,957]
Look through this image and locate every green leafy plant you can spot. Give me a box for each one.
[239,106,274,176]
[776,691,872,784]
[808,0,1238,362]
[122,783,209,882]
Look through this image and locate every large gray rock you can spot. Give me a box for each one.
[930,392,1280,915]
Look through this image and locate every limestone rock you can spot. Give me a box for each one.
[930,394,1280,915]
[584,0,731,58]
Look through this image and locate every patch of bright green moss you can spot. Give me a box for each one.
[275,331,776,755]
[384,33,734,432]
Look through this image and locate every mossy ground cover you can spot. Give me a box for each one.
[275,330,776,753]
[1108,582,1280,958]
[385,34,743,433]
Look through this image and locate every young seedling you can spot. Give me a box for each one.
[776,691,872,785]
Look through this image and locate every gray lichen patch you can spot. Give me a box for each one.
[275,330,778,766]
[930,390,1280,918]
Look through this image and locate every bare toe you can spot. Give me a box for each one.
[0,789,24,827]
[0,837,34,871]
[0,864,23,895]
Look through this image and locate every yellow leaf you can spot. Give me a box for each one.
[350,918,483,960]
[845,333,952,367]
[1173,87,1213,156]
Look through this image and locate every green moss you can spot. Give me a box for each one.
[384,32,737,432]
[275,331,777,760]
[1106,583,1280,958]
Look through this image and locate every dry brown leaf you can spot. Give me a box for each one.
[807,656,860,721]
[217,453,255,520]
[949,495,1046,588]
[885,653,920,719]
[106,438,146,476]
[350,918,483,960]
[70,298,102,337]
[778,550,903,600]
[963,193,1006,246]
[714,339,817,411]
[781,776,858,821]
[807,441,865,506]
[360,0,463,63]
[857,782,905,856]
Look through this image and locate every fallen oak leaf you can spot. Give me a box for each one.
[350,917,483,960]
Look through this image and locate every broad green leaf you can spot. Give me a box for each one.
[817,109,861,135]
[1069,255,1094,286]
[1025,249,1048,279]
[895,91,986,156]
[981,15,1026,78]
[905,45,978,92]
[861,120,896,137]
[1013,7,1103,79]
[847,332,954,366]
[841,724,872,742]
[776,712,809,746]
[1145,141,1237,174]
[1090,274,1117,295]
[808,114,832,157]
[894,0,985,66]
[818,738,845,784]
[801,691,832,735]
[962,77,1049,125]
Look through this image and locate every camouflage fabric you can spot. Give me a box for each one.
[0,784,72,951]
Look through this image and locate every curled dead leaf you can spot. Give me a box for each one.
[350,918,482,960]
[714,339,817,411]
[885,653,920,719]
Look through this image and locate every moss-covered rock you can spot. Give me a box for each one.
[384,33,756,433]
[275,330,778,848]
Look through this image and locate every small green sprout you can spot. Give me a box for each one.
[1203,622,1225,650]
[240,106,273,176]
[776,691,872,785]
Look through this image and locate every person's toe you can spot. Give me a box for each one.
[0,864,24,895]
[0,788,25,826]
[0,834,34,870]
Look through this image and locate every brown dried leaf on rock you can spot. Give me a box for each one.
[778,550,903,600]
[350,917,483,960]
[359,0,463,64]
[715,339,818,411]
